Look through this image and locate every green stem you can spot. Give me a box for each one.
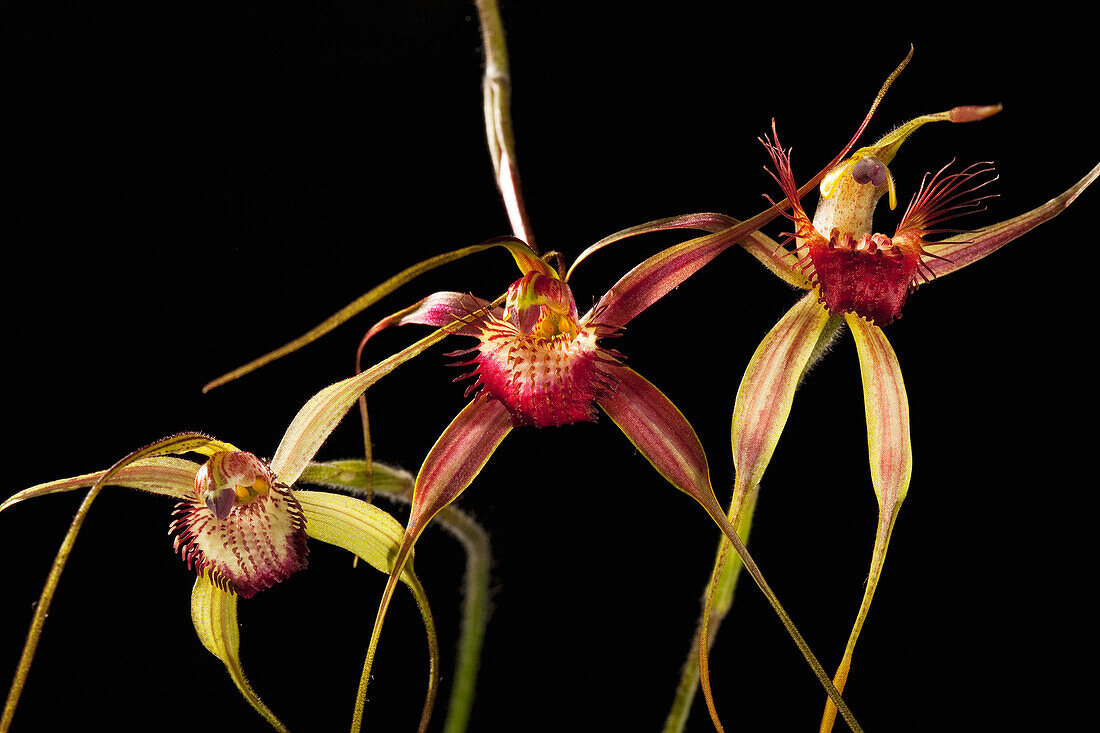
[475,0,535,249]
[663,485,758,733]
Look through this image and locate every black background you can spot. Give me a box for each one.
[3,2,1096,732]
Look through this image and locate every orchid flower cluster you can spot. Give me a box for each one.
[4,5,1097,733]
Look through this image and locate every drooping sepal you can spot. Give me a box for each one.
[191,575,289,732]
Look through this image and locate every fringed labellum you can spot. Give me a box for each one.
[451,270,619,427]
[171,451,309,598]
[765,129,996,325]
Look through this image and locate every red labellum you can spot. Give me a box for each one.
[808,229,921,325]
[455,271,618,427]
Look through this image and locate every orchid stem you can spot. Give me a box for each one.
[2,486,102,733]
[700,497,864,733]
[662,485,758,733]
[475,0,535,249]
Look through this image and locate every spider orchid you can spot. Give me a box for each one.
[590,88,1098,730]
[1,431,440,733]
[198,22,950,733]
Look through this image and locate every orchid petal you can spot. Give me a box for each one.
[296,489,418,582]
[361,292,499,344]
[202,239,544,393]
[690,296,841,733]
[190,575,289,732]
[0,456,199,512]
[269,317,482,485]
[407,394,513,541]
[298,460,415,498]
[597,366,863,732]
[817,315,912,733]
[352,395,512,733]
[924,161,1100,278]
[296,490,440,733]
[570,212,810,307]
[299,460,490,733]
[731,292,836,505]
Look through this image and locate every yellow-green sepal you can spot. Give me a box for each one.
[191,575,289,732]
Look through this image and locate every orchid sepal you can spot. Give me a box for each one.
[191,575,289,732]
[597,366,863,733]
[924,161,1100,278]
[202,238,544,394]
[815,315,911,731]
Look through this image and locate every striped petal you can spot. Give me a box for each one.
[191,576,289,732]
[296,490,440,733]
[731,292,836,509]
[1,456,200,512]
[597,366,863,732]
[353,395,512,732]
[923,162,1099,278]
[202,238,545,393]
[818,315,912,733]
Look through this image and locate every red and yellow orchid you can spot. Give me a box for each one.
[595,80,1099,731]
[1,430,440,733]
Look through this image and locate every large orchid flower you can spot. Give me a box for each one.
[1,430,441,733]
[590,86,1099,731]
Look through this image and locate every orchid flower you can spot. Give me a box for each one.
[1,430,440,733]
[588,81,1099,730]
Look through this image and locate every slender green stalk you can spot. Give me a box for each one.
[662,486,758,733]
[475,0,535,249]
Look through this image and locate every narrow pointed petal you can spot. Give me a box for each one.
[923,162,1100,278]
[567,212,809,291]
[1,456,199,512]
[296,490,417,582]
[190,576,289,732]
[846,315,911,511]
[731,292,835,505]
[299,460,489,733]
[407,395,513,540]
[298,459,415,498]
[598,366,863,732]
[597,365,715,506]
[351,396,512,732]
[361,292,499,344]
[588,212,790,329]
[691,301,839,733]
[296,490,440,733]
[202,239,544,393]
[817,315,912,733]
[3,433,233,729]
[270,313,494,485]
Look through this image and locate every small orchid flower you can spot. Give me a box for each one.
[1,431,440,733]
